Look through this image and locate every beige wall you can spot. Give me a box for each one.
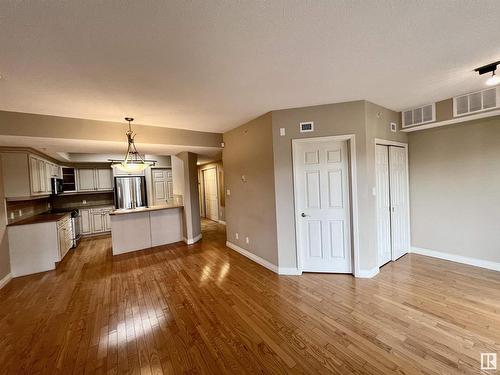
[177,152,201,241]
[0,110,222,148]
[272,101,405,271]
[224,101,405,272]
[223,113,279,265]
[198,161,225,222]
[0,155,11,281]
[408,116,500,263]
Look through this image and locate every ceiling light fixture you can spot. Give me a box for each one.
[109,117,156,173]
[486,71,500,86]
[475,61,500,86]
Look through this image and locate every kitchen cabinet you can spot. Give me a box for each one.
[96,168,113,190]
[80,206,114,235]
[77,168,113,192]
[80,208,92,235]
[8,214,72,277]
[57,215,72,260]
[77,168,97,191]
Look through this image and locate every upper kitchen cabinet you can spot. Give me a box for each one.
[77,168,113,192]
[0,151,60,198]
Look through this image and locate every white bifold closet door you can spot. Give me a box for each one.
[375,144,410,267]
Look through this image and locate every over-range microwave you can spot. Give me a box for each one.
[51,177,64,195]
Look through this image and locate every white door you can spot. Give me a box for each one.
[375,144,410,266]
[203,168,219,221]
[152,169,173,205]
[294,138,352,273]
[375,145,392,267]
[389,146,410,260]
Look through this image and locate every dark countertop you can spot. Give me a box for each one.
[7,212,71,227]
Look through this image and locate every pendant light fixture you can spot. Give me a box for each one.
[475,61,500,86]
[109,117,156,172]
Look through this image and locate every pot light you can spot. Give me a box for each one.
[486,71,500,86]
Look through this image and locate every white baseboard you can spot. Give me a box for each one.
[355,267,380,278]
[0,272,12,289]
[218,220,226,225]
[184,233,202,245]
[411,246,500,272]
[226,241,279,274]
[278,267,302,275]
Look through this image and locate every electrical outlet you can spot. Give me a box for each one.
[245,237,250,244]
[10,212,14,220]
[279,127,286,136]
[18,210,22,216]
[235,232,239,240]
[82,200,87,205]
[226,189,231,196]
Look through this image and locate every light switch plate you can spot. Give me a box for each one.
[245,237,250,244]
[226,189,231,196]
[279,128,286,136]
[235,233,239,240]
[390,122,397,132]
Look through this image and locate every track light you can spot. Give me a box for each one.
[475,61,500,86]
[486,71,500,86]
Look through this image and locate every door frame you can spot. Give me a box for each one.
[292,134,360,276]
[201,167,219,221]
[374,138,411,265]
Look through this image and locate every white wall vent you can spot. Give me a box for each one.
[453,87,500,117]
[402,103,435,128]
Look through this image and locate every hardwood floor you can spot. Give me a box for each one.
[1,219,499,374]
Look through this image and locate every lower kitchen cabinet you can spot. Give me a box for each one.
[80,206,114,235]
[8,215,73,277]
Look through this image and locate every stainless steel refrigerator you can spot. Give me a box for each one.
[114,176,148,209]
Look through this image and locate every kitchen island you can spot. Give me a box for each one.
[110,205,185,255]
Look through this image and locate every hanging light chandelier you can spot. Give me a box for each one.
[109,117,156,172]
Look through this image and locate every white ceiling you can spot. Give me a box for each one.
[1,1,500,133]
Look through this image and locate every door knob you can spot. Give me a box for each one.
[301,212,309,217]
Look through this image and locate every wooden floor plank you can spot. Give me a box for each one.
[1,219,499,374]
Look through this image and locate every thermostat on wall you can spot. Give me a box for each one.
[299,121,314,133]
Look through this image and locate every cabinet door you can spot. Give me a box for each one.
[29,156,41,194]
[38,159,46,193]
[77,169,96,191]
[104,211,111,231]
[96,168,113,190]
[80,209,92,234]
[45,162,53,193]
[92,213,105,233]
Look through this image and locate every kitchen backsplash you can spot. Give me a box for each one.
[6,198,51,224]
[50,192,114,210]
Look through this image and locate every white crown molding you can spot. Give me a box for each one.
[183,234,202,245]
[411,247,500,272]
[0,273,12,290]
